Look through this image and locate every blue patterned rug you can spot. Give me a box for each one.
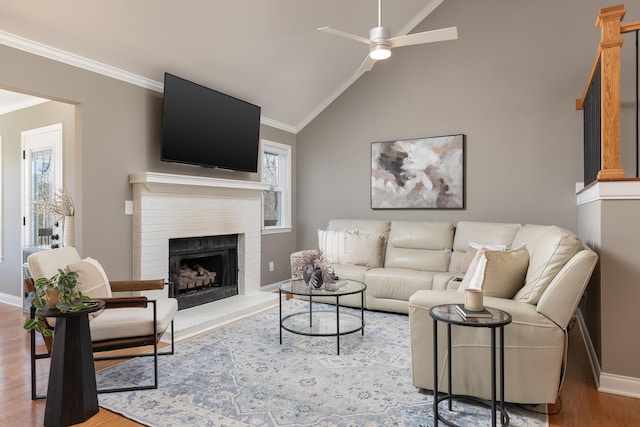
[97,299,547,426]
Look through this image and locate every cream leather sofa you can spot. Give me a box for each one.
[291,219,598,404]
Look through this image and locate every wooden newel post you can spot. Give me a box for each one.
[596,5,626,180]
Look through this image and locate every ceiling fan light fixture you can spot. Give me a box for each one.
[369,44,391,60]
[369,26,391,60]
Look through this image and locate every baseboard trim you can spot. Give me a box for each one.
[599,373,640,399]
[0,292,24,308]
[575,310,601,388]
[576,310,640,399]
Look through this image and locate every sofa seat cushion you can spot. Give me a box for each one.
[366,268,437,301]
[89,297,178,342]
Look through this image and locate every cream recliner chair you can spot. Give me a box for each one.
[408,225,598,404]
[26,246,178,398]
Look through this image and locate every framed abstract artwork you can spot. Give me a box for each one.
[371,134,465,209]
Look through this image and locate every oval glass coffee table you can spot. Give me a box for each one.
[278,278,366,355]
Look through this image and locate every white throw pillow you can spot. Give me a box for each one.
[318,229,358,264]
[66,257,113,299]
[461,242,507,274]
[458,245,529,298]
[342,233,384,268]
[318,229,344,264]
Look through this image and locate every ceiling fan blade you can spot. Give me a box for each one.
[389,26,458,48]
[357,55,377,75]
[317,26,370,45]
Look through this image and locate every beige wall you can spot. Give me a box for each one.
[296,0,615,249]
[259,126,297,285]
[0,100,76,298]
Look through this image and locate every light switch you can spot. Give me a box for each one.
[125,200,134,215]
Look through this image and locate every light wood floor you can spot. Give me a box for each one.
[1,302,639,426]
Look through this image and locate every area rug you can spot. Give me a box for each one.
[97,299,547,426]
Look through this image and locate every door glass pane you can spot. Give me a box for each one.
[31,148,55,245]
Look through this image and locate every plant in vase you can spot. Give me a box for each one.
[34,188,75,247]
[23,268,91,336]
[291,250,337,289]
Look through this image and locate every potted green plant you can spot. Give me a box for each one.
[23,268,91,336]
[291,250,337,289]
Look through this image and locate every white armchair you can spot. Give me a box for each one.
[26,246,178,398]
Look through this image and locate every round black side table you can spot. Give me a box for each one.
[39,300,105,427]
[429,304,512,427]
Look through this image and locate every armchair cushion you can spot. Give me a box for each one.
[89,298,178,342]
[67,257,113,299]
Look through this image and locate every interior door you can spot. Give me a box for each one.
[21,123,63,248]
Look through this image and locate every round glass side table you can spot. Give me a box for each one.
[429,304,512,427]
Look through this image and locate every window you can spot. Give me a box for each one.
[262,140,291,232]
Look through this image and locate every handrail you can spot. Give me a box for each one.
[576,4,640,182]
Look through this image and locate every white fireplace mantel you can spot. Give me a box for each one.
[129,171,271,193]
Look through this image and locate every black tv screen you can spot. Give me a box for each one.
[161,73,261,172]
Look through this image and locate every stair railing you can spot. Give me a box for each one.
[576,4,640,185]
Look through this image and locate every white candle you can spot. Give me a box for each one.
[465,289,484,311]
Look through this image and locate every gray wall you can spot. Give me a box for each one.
[0,101,76,299]
[0,43,297,299]
[295,0,639,250]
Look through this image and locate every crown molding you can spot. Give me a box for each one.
[0,30,163,93]
[260,116,297,134]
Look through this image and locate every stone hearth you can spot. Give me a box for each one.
[129,172,280,340]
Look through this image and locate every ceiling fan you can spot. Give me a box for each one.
[318,0,458,74]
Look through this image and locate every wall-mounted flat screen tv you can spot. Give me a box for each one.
[161,72,261,173]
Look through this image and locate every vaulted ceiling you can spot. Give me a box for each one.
[0,0,447,132]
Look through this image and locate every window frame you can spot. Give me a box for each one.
[261,139,291,234]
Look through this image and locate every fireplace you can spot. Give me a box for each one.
[169,234,239,310]
[130,172,280,339]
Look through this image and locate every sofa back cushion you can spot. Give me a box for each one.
[384,221,454,272]
[513,225,583,304]
[450,221,521,273]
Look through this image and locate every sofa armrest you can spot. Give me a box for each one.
[102,296,148,309]
[536,249,598,329]
[109,279,166,293]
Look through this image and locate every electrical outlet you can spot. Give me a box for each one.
[269,261,274,272]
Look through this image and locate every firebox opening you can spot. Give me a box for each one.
[169,234,239,310]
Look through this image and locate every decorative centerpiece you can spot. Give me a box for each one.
[291,250,338,289]
[23,268,92,336]
[34,188,75,247]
